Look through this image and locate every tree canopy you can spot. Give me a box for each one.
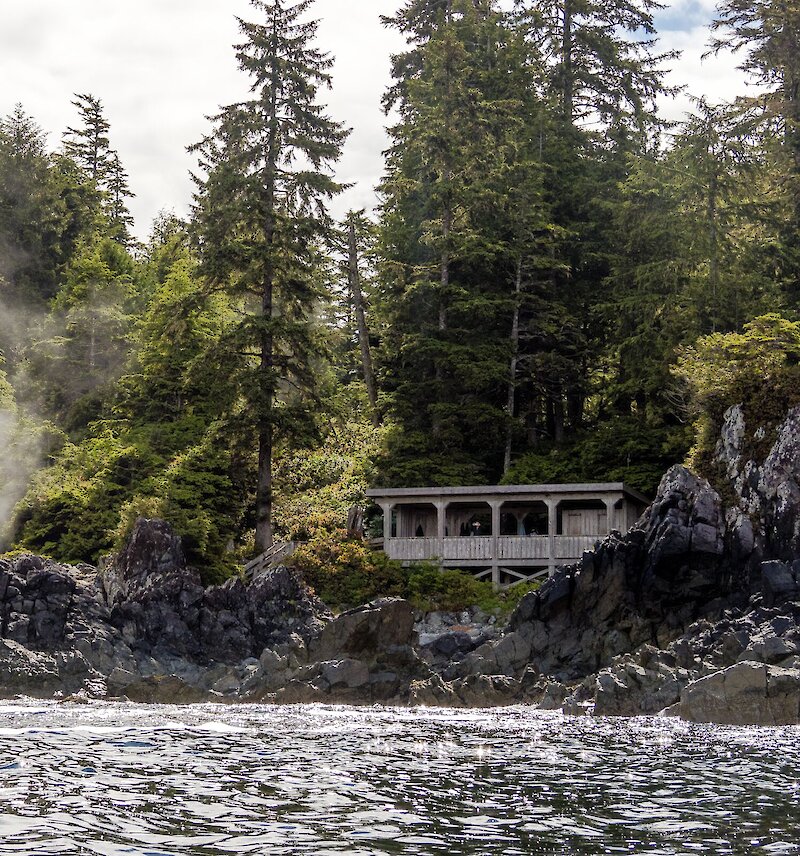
[0,0,796,582]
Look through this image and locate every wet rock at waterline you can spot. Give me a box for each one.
[3,401,800,723]
[678,661,800,726]
[410,402,800,724]
[0,520,425,705]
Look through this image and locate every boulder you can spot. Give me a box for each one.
[408,673,460,707]
[680,661,800,726]
[593,655,688,717]
[118,675,213,704]
[310,597,416,663]
[0,638,62,698]
[761,561,799,607]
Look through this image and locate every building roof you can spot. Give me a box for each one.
[366,482,650,505]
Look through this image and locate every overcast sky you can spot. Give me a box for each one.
[1,0,749,242]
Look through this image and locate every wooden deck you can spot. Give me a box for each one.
[385,535,598,564]
[367,481,649,587]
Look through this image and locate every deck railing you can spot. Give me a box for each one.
[384,534,598,564]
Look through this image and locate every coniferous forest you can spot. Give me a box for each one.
[2,0,800,585]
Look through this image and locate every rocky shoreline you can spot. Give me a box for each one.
[2,404,800,725]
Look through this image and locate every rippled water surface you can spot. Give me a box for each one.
[0,701,798,855]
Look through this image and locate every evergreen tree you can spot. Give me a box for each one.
[43,238,137,428]
[63,94,134,243]
[0,105,73,307]
[190,0,348,552]
[105,151,135,245]
[343,211,380,427]
[604,97,777,426]
[378,0,527,483]
[710,0,800,303]
[379,1,580,483]
[508,0,677,439]
[514,0,676,132]
[63,94,112,184]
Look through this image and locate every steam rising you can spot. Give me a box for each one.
[0,403,43,550]
[0,293,47,550]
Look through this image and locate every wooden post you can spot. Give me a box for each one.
[547,499,557,577]
[436,500,447,539]
[491,500,502,589]
[435,500,447,569]
[381,503,394,543]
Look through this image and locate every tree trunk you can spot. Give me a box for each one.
[562,0,574,124]
[503,257,523,474]
[567,388,583,432]
[708,168,719,331]
[433,4,453,438]
[255,276,274,554]
[347,218,380,426]
[254,45,280,555]
[552,394,565,444]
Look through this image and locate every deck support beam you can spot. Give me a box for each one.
[546,499,557,577]
[490,500,502,589]
[435,500,447,540]
[380,502,394,543]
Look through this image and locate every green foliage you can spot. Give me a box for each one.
[674,313,800,475]
[190,0,349,551]
[505,417,690,497]
[0,364,64,550]
[62,93,135,244]
[4,4,800,610]
[13,430,148,562]
[404,562,539,614]
[9,234,253,581]
[289,529,539,612]
[0,105,92,307]
[273,420,385,540]
[13,418,250,583]
[289,530,407,606]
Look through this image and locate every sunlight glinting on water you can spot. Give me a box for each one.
[0,701,798,855]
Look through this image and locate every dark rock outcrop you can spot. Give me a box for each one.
[4,401,800,724]
[416,403,800,724]
[100,519,329,665]
[454,465,733,684]
[0,519,429,705]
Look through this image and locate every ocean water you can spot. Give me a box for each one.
[0,701,797,855]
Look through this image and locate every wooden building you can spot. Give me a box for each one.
[366,483,649,587]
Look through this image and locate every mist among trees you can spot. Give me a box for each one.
[1,0,798,581]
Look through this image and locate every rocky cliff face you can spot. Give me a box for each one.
[0,517,426,704]
[2,403,800,723]
[408,404,800,724]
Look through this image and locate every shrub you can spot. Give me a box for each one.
[289,529,540,613]
[288,529,407,606]
[673,313,800,478]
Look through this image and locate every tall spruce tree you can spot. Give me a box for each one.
[190,0,347,552]
[710,0,800,303]
[514,0,675,132]
[508,0,676,440]
[344,211,380,427]
[0,105,63,306]
[63,94,134,244]
[379,0,542,484]
[63,94,112,184]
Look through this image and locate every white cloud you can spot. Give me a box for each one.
[1,0,403,240]
[0,0,757,241]
[656,22,750,125]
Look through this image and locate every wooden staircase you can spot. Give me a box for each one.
[243,540,299,582]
